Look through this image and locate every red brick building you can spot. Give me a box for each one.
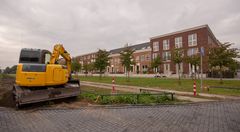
[75,24,220,77]
[150,25,219,76]
[75,52,97,72]
[107,42,151,74]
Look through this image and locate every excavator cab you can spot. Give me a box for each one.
[13,45,80,108]
[19,48,51,64]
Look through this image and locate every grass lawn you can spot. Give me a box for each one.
[78,76,240,96]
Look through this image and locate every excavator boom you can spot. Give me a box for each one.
[50,44,72,75]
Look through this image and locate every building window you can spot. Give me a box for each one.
[188,34,197,46]
[140,55,145,61]
[175,37,182,48]
[136,56,139,61]
[152,53,158,59]
[187,48,199,56]
[162,51,171,61]
[146,54,150,60]
[163,39,170,50]
[153,41,159,52]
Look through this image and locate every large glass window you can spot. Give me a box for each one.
[187,48,199,56]
[175,37,182,48]
[140,55,145,61]
[153,41,159,51]
[188,34,197,46]
[152,53,158,59]
[162,51,171,61]
[163,39,170,50]
[136,56,139,61]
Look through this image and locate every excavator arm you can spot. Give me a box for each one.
[49,44,72,75]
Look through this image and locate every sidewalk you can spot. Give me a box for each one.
[80,81,240,102]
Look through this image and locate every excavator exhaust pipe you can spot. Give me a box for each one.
[12,79,80,108]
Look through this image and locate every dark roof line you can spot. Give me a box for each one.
[109,42,150,54]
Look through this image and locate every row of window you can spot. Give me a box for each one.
[152,47,199,61]
[153,33,197,51]
[110,54,151,64]
[135,54,151,62]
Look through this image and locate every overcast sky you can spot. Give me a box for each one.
[0,0,240,68]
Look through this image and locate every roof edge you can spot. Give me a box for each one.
[150,24,208,40]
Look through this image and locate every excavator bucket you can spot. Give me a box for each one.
[12,79,80,108]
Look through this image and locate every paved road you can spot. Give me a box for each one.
[1,101,240,132]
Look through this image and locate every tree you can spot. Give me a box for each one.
[120,47,135,81]
[88,62,95,73]
[3,65,17,74]
[83,62,89,76]
[151,55,162,73]
[71,59,81,73]
[185,55,200,79]
[209,42,239,83]
[94,49,110,78]
[172,49,184,85]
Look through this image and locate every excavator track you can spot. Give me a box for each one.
[12,80,80,108]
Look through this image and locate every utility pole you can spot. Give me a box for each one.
[200,47,204,92]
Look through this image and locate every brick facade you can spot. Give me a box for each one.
[107,42,151,74]
[75,25,220,76]
[150,25,219,76]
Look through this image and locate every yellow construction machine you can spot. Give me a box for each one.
[13,44,80,108]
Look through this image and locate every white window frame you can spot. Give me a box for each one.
[140,55,145,61]
[187,48,199,56]
[136,56,139,61]
[162,51,171,61]
[152,53,158,59]
[175,37,182,48]
[188,34,197,46]
[153,41,159,52]
[163,39,170,50]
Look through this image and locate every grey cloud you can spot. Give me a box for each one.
[0,0,240,68]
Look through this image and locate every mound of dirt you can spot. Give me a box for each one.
[0,76,15,108]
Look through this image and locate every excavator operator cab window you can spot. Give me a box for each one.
[44,53,51,64]
[19,50,40,63]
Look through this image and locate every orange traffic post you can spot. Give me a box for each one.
[193,80,197,96]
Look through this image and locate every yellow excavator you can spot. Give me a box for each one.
[13,44,80,108]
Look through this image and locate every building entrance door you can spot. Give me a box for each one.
[136,65,139,74]
[164,64,170,74]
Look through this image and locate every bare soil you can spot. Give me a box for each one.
[0,76,95,109]
[0,76,15,108]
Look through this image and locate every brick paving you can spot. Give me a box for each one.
[0,101,240,132]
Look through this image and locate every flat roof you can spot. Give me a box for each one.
[150,24,209,40]
[109,42,150,54]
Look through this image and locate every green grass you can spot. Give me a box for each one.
[78,76,240,96]
[81,85,129,94]
[0,74,15,79]
[79,86,174,105]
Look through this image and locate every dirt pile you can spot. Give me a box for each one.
[0,76,15,108]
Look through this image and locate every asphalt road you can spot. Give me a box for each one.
[0,101,240,132]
